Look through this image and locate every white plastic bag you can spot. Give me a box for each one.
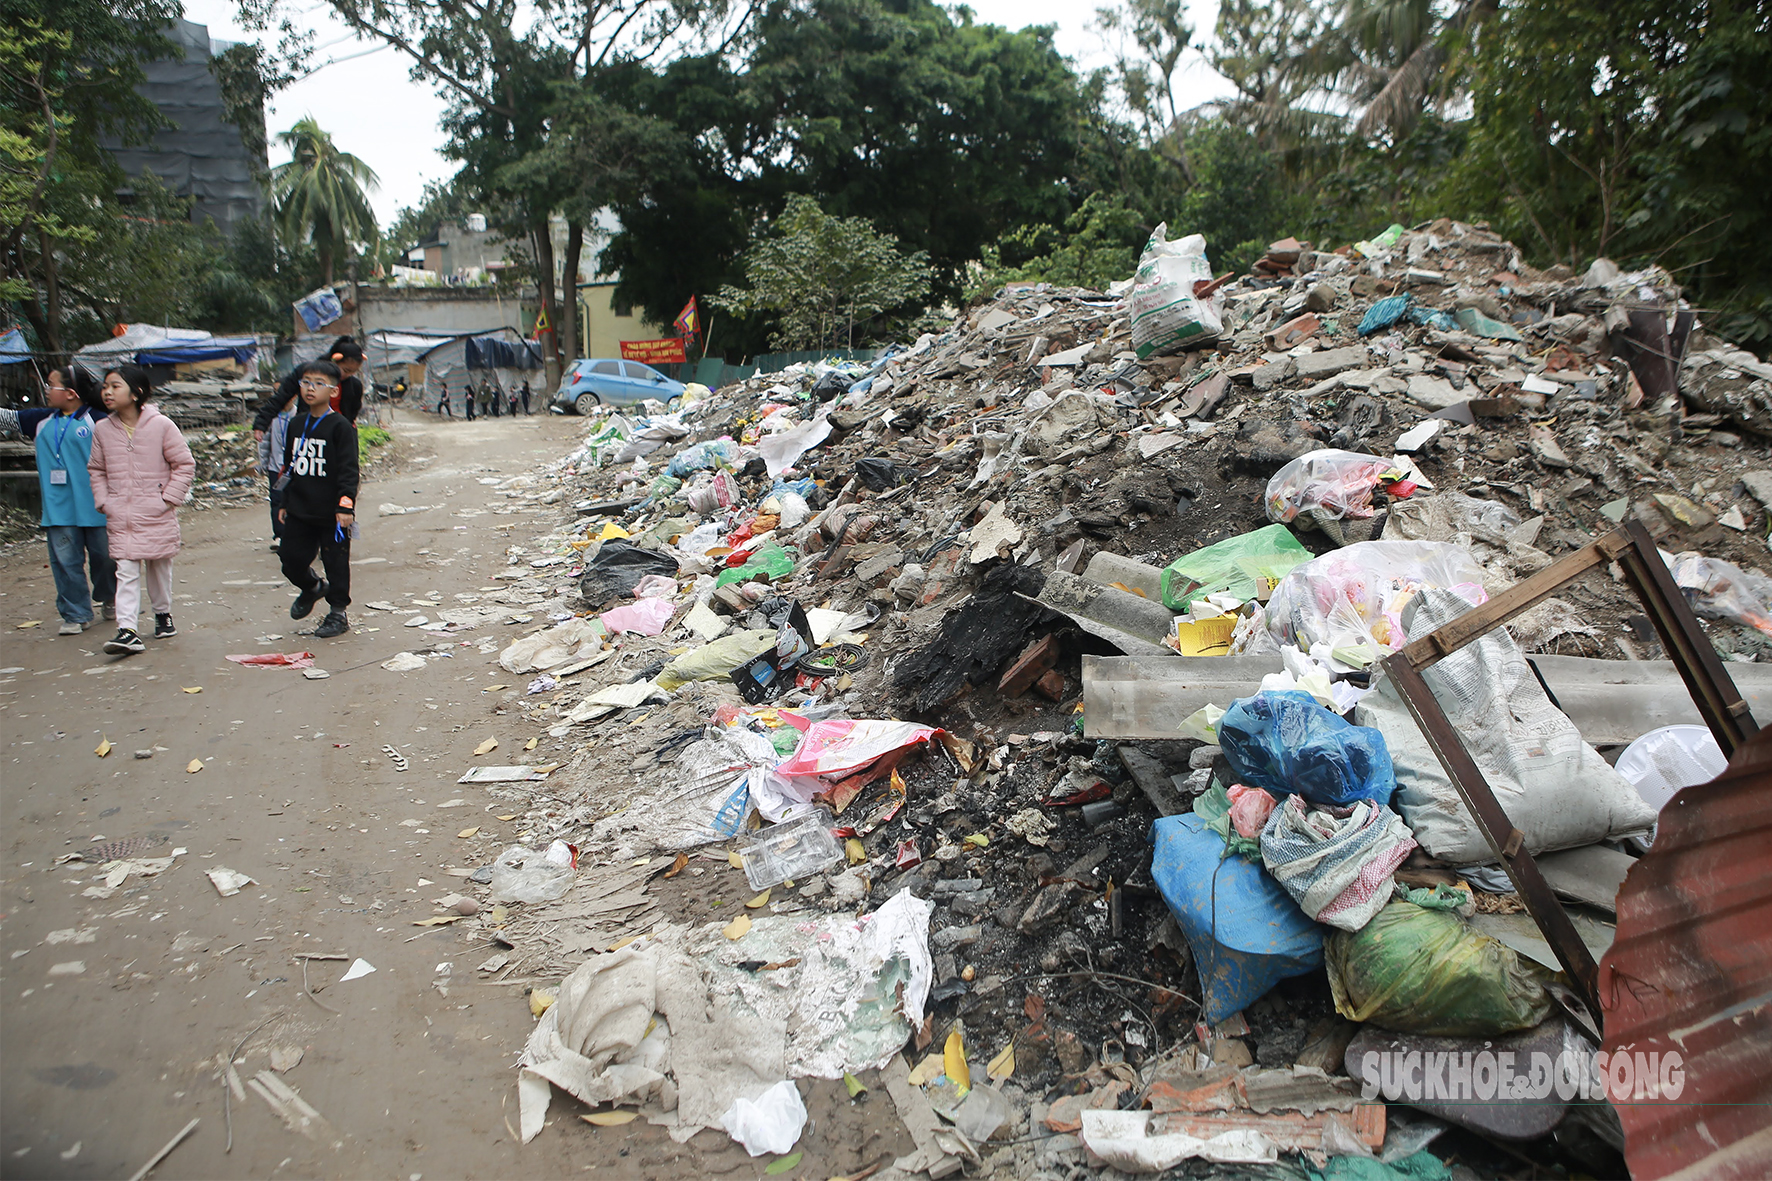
[1264,449,1395,526]
[720,1080,806,1156]
[490,845,575,903]
[1265,540,1489,668]
[1129,224,1223,359]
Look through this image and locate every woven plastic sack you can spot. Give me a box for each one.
[1160,524,1310,611]
[1259,795,1415,932]
[1218,690,1396,807]
[1325,900,1553,1036]
[1129,224,1223,359]
[1264,450,1396,526]
[1264,540,1489,666]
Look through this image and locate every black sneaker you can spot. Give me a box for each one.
[314,610,349,639]
[154,613,177,638]
[103,629,145,655]
[291,579,328,620]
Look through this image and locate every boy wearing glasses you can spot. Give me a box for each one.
[277,360,359,639]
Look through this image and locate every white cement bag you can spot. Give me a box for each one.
[1355,587,1656,864]
[1129,224,1223,359]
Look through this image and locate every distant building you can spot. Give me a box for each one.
[406,217,517,280]
[103,19,266,231]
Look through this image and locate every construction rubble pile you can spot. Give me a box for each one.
[398,218,1772,1179]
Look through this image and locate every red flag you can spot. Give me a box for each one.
[673,296,699,338]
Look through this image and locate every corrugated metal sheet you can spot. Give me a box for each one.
[1600,728,1772,1180]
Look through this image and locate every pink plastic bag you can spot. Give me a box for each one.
[775,719,941,781]
[600,597,676,636]
[631,574,679,599]
[1227,784,1277,839]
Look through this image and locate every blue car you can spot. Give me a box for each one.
[553,358,686,414]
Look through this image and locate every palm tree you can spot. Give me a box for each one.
[269,117,380,285]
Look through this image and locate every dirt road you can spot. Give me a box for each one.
[0,410,829,1179]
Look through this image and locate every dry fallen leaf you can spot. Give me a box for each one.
[987,1041,1015,1081]
[728,851,744,869]
[186,759,203,773]
[496,814,518,822]
[663,852,689,879]
[17,621,40,629]
[182,686,202,694]
[95,737,112,758]
[532,762,562,775]
[906,1053,944,1086]
[745,888,772,909]
[581,1111,637,1127]
[473,737,498,756]
[411,915,461,927]
[457,827,480,839]
[524,736,539,751]
[944,1029,970,1092]
[722,914,751,940]
[483,684,507,692]
[845,838,866,864]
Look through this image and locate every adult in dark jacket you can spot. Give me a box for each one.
[251,337,365,437]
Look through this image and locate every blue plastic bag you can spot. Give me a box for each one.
[1358,294,1411,337]
[1151,814,1324,1023]
[1219,690,1396,806]
[666,439,738,478]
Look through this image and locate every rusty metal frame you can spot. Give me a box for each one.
[1380,519,1758,1020]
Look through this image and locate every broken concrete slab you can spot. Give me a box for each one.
[1535,845,1636,914]
[1035,571,1178,658]
[968,502,1023,564]
[1082,551,1166,601]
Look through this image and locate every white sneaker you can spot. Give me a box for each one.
[58,620,87,635]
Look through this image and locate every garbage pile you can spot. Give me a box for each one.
[417,217,1772,1178]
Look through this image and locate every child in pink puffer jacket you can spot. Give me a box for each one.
[88,364,195,655]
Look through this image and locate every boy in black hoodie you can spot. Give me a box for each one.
[278,361,359,639]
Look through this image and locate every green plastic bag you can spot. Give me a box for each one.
[655,629,777,691]
[714,543,797,589]
[1160,524,1311,611]
[1326,900,1552,1036]
[1314,1151,1451,1181]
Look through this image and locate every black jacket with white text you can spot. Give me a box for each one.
[279,409,360,523]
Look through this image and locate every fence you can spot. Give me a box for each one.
[661,347,882,389]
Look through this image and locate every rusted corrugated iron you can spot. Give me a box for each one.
[1600,728,1772,1180]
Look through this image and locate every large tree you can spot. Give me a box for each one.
[270,116,379,284]
[0,0,176,354]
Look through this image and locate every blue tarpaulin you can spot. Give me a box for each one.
[0,327,28,364]
[293,288,343,333]
[135,335,259,365]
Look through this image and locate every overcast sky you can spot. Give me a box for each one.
[180,0,1233,228]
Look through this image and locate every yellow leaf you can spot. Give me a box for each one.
[963,833,989,848]
[845,838,866,864]
[182,686,202,694]
[581,1111,637,1127]
[497,814,518,822]
[529,988,556,1017]
[411,915,461,927]
[457,827,480,839]
[533,762,561,775]
[483,684,507,692]
[944,1029,970,1094]
[632,857,651,868]
[186,759,204,773]
[723,914,751,940]
[95,737,112,758]
[17,620,40,629]
[843,1073,867,1098]
[987,1042,1015,1081]
[728,851,744,869]
[524,736,539,751]
[663,853,689,879]
[473,737,498,755]
[906,1052,945,1087]
[746,888,772,909]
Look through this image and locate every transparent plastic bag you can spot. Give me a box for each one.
[1265,449,1397,526]
[1666,550,1772,636]
[1264,540,1489,666]
[490,845,574,904]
